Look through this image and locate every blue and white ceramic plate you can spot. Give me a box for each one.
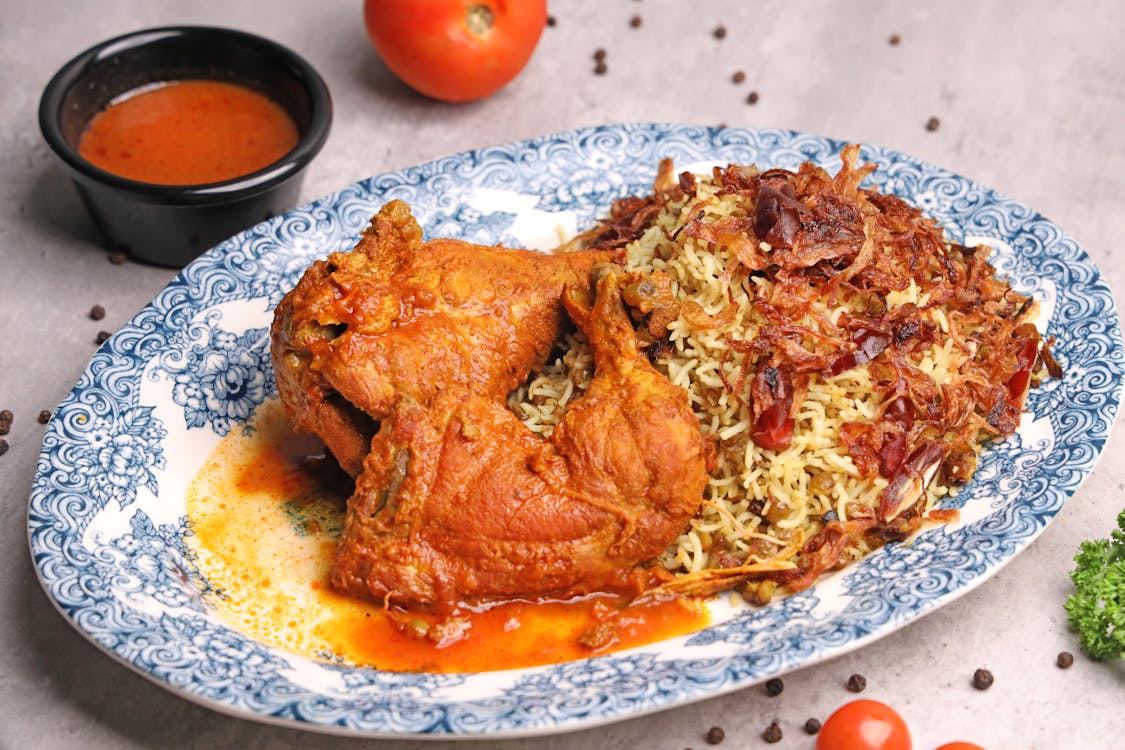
[28,124,1124,738]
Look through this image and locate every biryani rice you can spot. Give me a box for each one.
[509,152,1040,595]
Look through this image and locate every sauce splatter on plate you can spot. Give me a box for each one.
[185,400,708,673]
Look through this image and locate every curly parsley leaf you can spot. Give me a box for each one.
[1064,510,1125,661]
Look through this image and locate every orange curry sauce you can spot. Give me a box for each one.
[185,400,709,673]
[78,80,299,185]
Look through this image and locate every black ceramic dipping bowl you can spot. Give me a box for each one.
[39,26,332,267]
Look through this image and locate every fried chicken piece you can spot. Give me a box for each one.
[329,268,710,608]
[271,200,617,476]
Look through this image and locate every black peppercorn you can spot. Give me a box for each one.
[705,725,725,745]
[804,717,821,734]
[926,116,941,131]
[38,410,51,424]
[972,668,994,690]
[764,677,784,696]
[847,673,867,692]
[1057,651,1074,669]
[762,720,783,743]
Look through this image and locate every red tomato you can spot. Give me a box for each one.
[363,0,547,102]
[817,700,912,750]
[934,744,986,750]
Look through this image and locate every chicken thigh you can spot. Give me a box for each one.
[271,200,617,476]
[329,268,710,608]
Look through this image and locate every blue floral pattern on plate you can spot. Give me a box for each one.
[28,124,1124,738]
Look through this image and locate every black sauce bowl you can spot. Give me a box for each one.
[39,26,332,267]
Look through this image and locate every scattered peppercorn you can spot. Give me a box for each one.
[705,725,725,745]
[764,677,784,696]
[889,33,901,45]
[1057,651,1074,669]
[108,251,128,265]
[629,15,642,28]
[846,673,867,692]
[746,91,760,105]
[89,304,106,321]
[732,70,746,84]
[38,410,51,424]
[0,438,8,456]
[804,718,822,735]
[762,720,783,743]
[546,15,556,27]
[96,330,111,345]
[0,409,12,436]
[713,25,727,39]
[594,61,608,75]
[593,48,606,61]
[926,116,941,131]
[972,668,994,690]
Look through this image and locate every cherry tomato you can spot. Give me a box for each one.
[817,700,912,750]
[934,744,986,750]
[363,0,547,102]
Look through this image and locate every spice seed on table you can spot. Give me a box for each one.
[889,33,901,45]
[732,70,746,84]
[629,15,642,28]
[713,25,727,39]
[746,91,760,104]
[1057,651,1074,668]
[107,251,128,265]
[705,725,725,744]
[926,116,941,131]
[972,668,994,689]
[38,410,51,424]
[804,717,822,734]
[95,331,111,345]
[762,720,783,743]
[847,673,867,692]
[89,304,105,321]
[764,677,784,696]
[0,438,8,456]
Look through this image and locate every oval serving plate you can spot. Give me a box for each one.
[28,124,1124,738]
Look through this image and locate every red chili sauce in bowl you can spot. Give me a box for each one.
[78,79,299,186]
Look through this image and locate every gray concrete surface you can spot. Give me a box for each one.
[2,1,1123,747]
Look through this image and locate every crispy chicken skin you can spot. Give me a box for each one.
[270,200,617,476]
[329,268,710,608]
